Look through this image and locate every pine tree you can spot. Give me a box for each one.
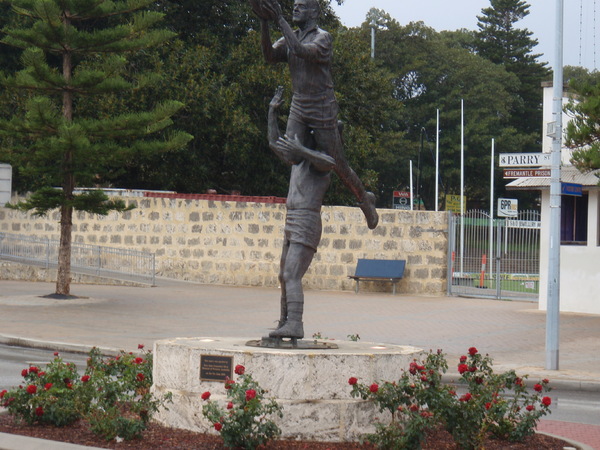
[0,0,192,296]
[475,0,550,137]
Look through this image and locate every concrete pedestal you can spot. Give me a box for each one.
[153,337,421,442]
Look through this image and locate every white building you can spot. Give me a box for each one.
[508,82,600,315]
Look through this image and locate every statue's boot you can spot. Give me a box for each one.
[276,296,287,329]
[359,192,379,229]
[269,320,304,339]
[269,300,303,339]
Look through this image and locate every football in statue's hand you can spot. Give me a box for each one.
[248,0,274,20]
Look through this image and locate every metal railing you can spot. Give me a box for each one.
[0,232,155,285]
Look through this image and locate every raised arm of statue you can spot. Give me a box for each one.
[268,87,298,166]
[277,135,335,173]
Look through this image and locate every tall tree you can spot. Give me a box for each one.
[474,0,550,138]
[0,0,192,296]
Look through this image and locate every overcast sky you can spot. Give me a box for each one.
[330,0,599,71]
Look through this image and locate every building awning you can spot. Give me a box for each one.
[506,166,600,191]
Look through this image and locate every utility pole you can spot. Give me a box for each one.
[546,0,564,371]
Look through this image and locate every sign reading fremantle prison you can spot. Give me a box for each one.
[503,169,551,178]
[200,354,233,382]
[499,152,552,167]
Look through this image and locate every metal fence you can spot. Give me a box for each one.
[447,210,540,301]
[0,232,155,285]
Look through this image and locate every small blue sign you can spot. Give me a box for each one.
[561,183,583,197]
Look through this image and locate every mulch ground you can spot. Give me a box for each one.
[0,413,576,449]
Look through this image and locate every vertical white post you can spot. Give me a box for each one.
[371,19,376,59]
[435,109,440,212]
[547,0,564,371]
[489,138,495,276]
[410,160,414,211]
[460,99,465,275]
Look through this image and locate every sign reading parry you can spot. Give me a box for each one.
[499,153,552,167]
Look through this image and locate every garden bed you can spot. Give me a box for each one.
[0,413,576,449]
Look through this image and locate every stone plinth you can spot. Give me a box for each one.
[152,337,421,442]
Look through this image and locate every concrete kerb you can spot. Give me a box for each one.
[3,334,600,394]
[0,335,123,358]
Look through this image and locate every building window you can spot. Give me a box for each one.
[561,193,588,245]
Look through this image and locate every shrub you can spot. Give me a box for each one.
[201,364,283,449]
[350,349,450,449]
[349,348,552,450]
[2,345,171,442]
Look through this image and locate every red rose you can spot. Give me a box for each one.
[214,422,222,431]
[542,397,552,407]
[26,385,37,395]
[459,393,472,402]
[28,366,39,374]
[0,390,6,399]
[485,402,492,410]
[245,389,257,401]
[409,403,419,412]
[534,383,543,392]
[201,391,211,401]
[21,369,28,377]
[235,365,245,375]
[81,375,90,383]
[542,378,550,384]
[66,383,73,389]
[225,378,235,390]
[138,344,144,349]
[227,402,234,410]
[420,375,428,382]
[526,405,535,411]
[348,377,358,386]
[136,373,145,382]
[458,364,469,374]
[134,357,144,364]
[44,383,53,391]
[468,347,478,356]
[369,383,379,393]
[35,406,44,417]
[469,366,477,373]
[409,362,418,375]
[38,372,46,377]
[459,355,467,363]
[54,352,59,356]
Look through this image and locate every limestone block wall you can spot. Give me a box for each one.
[0,195,449,294]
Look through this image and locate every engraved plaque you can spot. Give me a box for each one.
[200,354,233,382]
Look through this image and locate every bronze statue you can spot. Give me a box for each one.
[255,0,379,340]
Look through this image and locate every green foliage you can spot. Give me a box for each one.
[201,364,283,449]
[565,72,600,180]
[350,350,449,449]
[1,346,172,442]
[349,348,552,450]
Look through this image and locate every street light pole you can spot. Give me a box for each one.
[546,0,563,371]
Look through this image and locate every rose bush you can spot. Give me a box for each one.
[349,348,552,450]
[2,346,171,441]
[201,364,282,449]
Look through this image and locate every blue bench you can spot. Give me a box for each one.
[348,259,406,294]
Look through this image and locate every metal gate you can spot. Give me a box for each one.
[447,210,540,301]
